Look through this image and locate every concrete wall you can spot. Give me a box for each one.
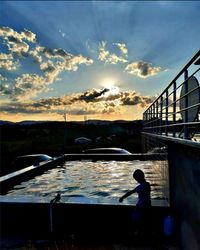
[0,201,170,247]
[168,142,200,250]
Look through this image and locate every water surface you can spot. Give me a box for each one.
[6,160,169,205]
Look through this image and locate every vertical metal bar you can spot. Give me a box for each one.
[156,100,159,134]
[184,70,189,139]
[148,108,150,132]
[160,96,163,135]
[173,82,176,137]
[153,104,155,133]
[143,112,145,129]
[144,112,146,131]
[165,90,168,136]
[150,107,152,133]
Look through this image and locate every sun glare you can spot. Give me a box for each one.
[101,78,115,88]
[100,78,120,96]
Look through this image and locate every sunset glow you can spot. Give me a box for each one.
[0,1,199,122]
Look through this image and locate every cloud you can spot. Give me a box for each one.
[0,75,13,96]
[113,43,128,56]
[59,29,66,38]
[39,47,93,69]
[21,29,36,43]
[98,41,128,64]
[0,26,36,55]
[0,74,7,82]
[0,26,36,43]
[0,53,19,71]
[72,88,109,102]
[98,41,110,61]
[125,61,162,78]
[37,49,93,83]
[120,91,155,107]
[29,46,43,63]
[0,87,155,117]
[5,35,29,54]
[106,54,128,64]
[0,27,94,100]
[4,74,47,100]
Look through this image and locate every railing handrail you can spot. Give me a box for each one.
[145,49,200,112]
[143,49,200,140]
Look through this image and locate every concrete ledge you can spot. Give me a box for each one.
[64,153,167,161]
[142,132,200,149]
[0,201,171,242]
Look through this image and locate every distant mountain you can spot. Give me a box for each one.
[0,120,52,126]
[17,120,51,126]
[0,119,143,126]
[0,120,15,126]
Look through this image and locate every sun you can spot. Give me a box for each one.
[100,78,120,96]
[101,78,116,89]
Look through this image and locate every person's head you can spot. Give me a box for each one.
[133,169,145,183]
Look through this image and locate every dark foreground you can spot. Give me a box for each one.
[0,201,179,250]
[1,237,179,250]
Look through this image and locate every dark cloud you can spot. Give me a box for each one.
[73,88,109,102]
[0,87,155,117]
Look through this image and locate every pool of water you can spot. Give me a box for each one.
[4,160,169,205]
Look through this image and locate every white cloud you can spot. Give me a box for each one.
[113,43,128,56]
[0,53,19,71]
[5,36,29,54]
[0,26,36,55]
[35,47,93,83]
[98,41,128,64]
[106,53,128,64]
[21,29,36,43]
[12,74,47,100]
[0,26,94,100]
[98,41,110,61]
[29,46,43,63]
[125,61,162,78]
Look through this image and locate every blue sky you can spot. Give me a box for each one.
[0,1,200,121]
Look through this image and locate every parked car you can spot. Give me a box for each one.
[74,137,92,144]
[11,154,53,171]
[82,147,131,154]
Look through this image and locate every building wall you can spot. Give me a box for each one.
[168,142,200,250]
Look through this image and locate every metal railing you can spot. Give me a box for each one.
[143,50,200,140]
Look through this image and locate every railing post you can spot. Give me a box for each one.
[156,100,159,134]
[184,69,189,139]
[153,104,155,133]
[160,95,163,135]
[173,82,176,137]
[165,90,168,136]
[150,106,152,133]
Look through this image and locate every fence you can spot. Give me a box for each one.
[143,50,200,140]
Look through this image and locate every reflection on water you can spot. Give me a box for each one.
[6,160,169,204]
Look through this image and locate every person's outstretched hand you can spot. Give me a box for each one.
[119,197,123,203]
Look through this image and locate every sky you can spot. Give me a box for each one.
[0,1,200,122]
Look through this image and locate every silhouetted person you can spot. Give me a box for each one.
[119,169,151,236]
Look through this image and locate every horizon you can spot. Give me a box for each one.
[0,118,143,123]
[1,1,200,122]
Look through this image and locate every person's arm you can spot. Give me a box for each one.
[119,189,135,203]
